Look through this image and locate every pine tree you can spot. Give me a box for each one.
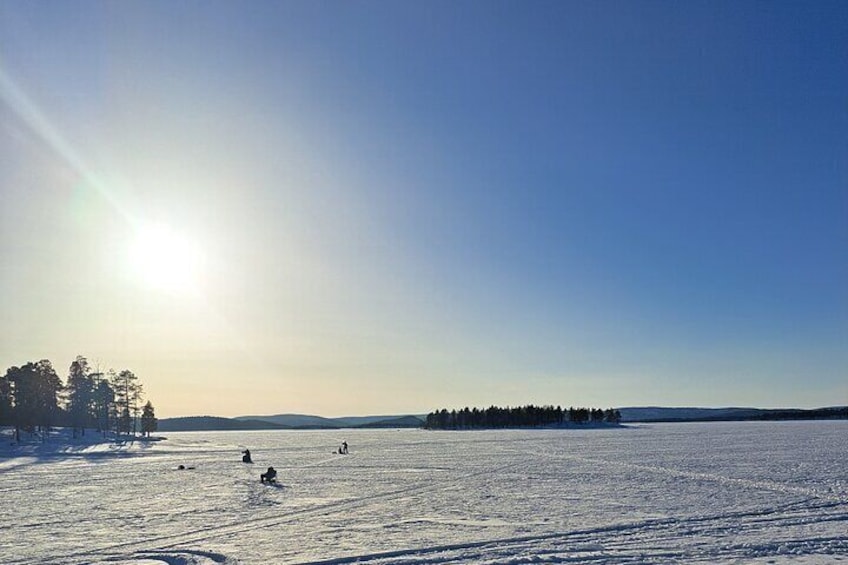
[140,401,157,437]
[4,361,63,441]
[65,356,95,437]
[92,374,115,438]
[110,369,144,436]
[0,371,11,426]
[129,380,144,435]
[33,360,63,434]
[3,365,30,441]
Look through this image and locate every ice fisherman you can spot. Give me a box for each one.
[260,466,277,484]
[242,449,252,463]
[341,441,348,454]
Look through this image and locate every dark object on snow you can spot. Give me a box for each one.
[177,465,195,470]
[341,441,348,454]
[261,466,277,484]
[242,449,252,463]
[178,464,185,470]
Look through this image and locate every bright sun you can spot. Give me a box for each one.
[130,224,203,293]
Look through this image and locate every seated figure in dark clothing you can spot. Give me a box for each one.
[242,449,252,463]
[260,466,277,484]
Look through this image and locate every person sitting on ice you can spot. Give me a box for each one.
[341,441,348,454]
[260,466,277,484]
[242,449,252,463]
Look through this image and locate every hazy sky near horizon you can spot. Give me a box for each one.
[1,1,846,418]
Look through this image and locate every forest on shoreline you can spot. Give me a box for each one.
[424,404,622,429]
[0,356,157,442]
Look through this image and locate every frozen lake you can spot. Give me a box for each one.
[1,421,846,564]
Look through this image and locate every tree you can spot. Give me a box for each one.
[6,365,34,441]
[65,356,95,437]
[604,409,622,424]
[91,374,115,438]
[129,379,144,435]
[140,401,157,437]
[0,371,11,426]
[32,360,63,434]
[36,360,63,431]
[110,369,142,436]
[4,360,63,441]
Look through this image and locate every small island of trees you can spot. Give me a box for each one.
[0,355,158,442]
[424,404,622,430]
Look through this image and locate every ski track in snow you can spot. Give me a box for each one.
[29,453,528,563]
[1,421,846,564]
[289,498,848,565]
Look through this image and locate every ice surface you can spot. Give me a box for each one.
[1,421,846,564]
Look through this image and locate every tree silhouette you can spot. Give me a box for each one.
[1,357,154,442]
[111,369,142,436]
[92,373,115,437]
[141,401,157,437]
[0,371,11,426]
[66,356,95,437]
[4,360,63,441]
[424,403,622,429]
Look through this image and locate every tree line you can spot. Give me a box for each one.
[424,404,622,429]
[0,356,157,442]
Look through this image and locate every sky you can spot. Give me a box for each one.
[1,1,846,418]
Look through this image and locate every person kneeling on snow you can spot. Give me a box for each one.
[260,466,277,484]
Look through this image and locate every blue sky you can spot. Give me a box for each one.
[1,1,846,416]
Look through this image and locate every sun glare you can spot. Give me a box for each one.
[130,224,203,293]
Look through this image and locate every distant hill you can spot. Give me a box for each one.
[235,414,342,428]
[356,415,425,428]
[159,407,845,432]
[619,406,848,423]
[333,415,423,427]
[158,413,425,432]
[157,416,290,432]
[235,413,425,428]
[618,407,761,422]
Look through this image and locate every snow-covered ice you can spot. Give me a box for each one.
[1,421,846,564]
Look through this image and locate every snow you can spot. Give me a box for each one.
[1,421,846,564]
